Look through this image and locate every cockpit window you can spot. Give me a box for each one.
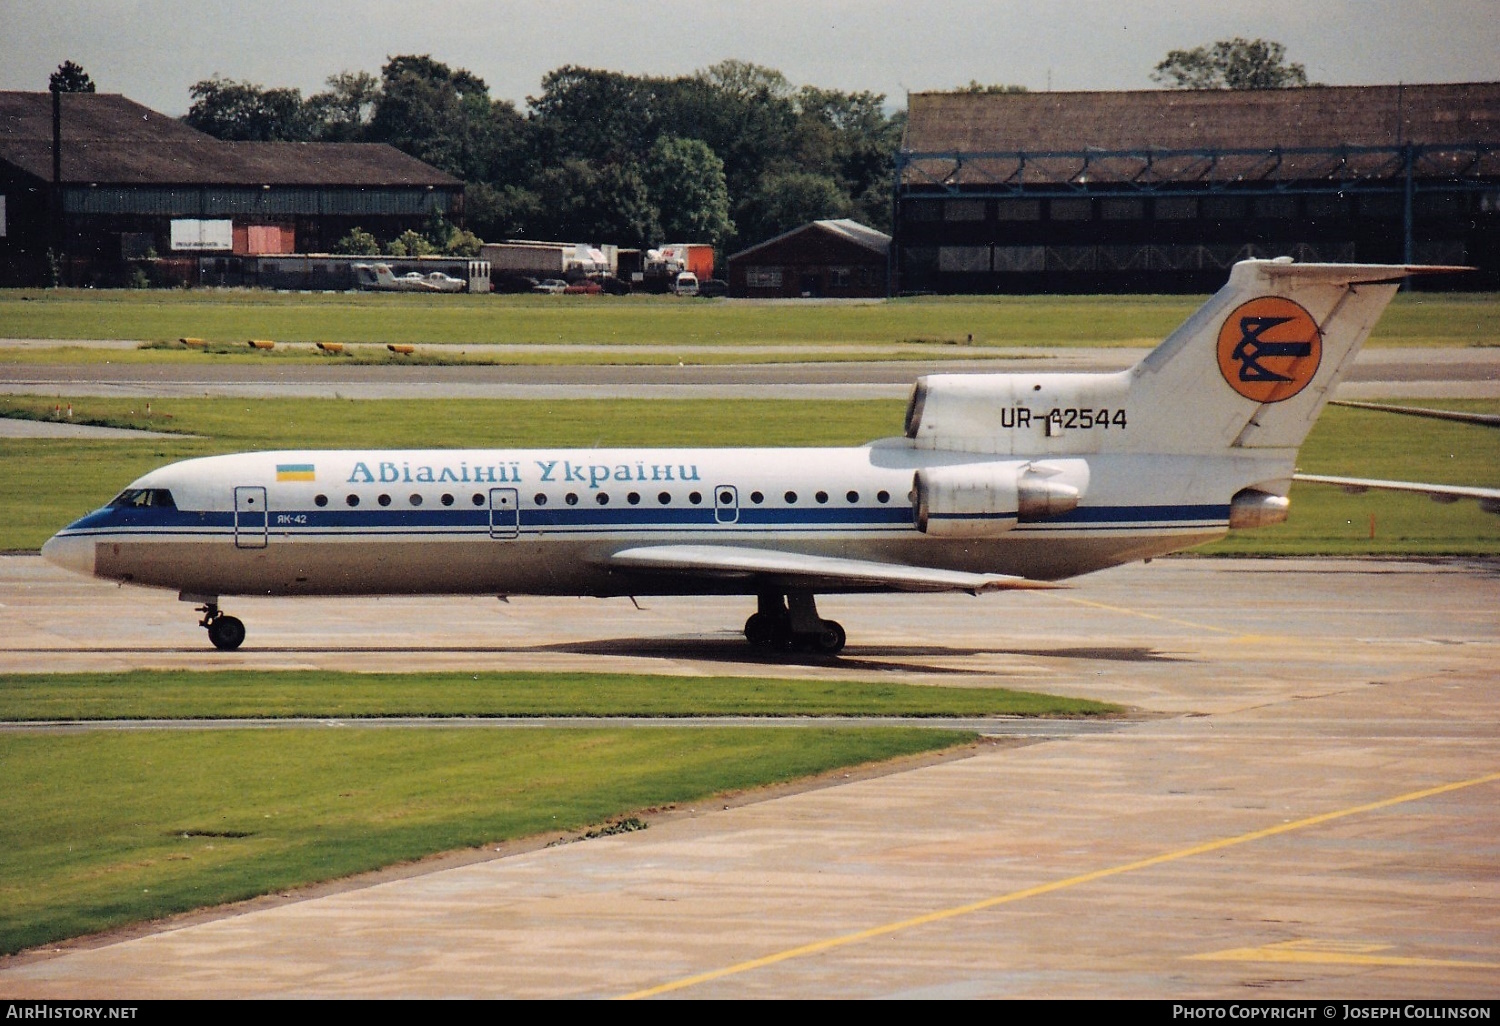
[108,488,177,509]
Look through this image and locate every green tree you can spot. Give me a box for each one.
[793,87,903,231]
[1152,38,1310,90]
[464,182,542,240]
[184,76,316,140]
[733,171,850,246]
[642,136,733,244]
[528,66,659,165]
[445,228,484,257]
[49,61,95,93]
[957,81,1028,94]
[385,229,435,257]
[531,158,661,247]
[676,61,802,201]
[332,227,380,255]
[423,209,456,250]
[305,71,380,141]
[368,55,528,183]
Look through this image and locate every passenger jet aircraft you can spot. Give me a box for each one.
[43,259,1489,653]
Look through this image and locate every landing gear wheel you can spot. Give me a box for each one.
[206,615,246,651]
[811,619,846,655]
[744,612,782,647]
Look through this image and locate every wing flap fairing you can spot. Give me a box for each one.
[605,545,1058,594]
[1293,473,1500,514]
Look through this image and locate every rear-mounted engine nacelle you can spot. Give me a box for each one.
[1229,488,1291,529]
[914,462,1084,538]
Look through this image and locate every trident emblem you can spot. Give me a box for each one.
[1231,315,1313,382]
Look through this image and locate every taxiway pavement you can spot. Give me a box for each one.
[0,555,1495,998]
[2,346,1497,400]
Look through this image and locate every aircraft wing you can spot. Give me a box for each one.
[1293,473,1500,514]
[605,544,1058,594]
[1328,401,1500,428]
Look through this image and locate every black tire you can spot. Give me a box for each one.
[812,619,846,655]
[207,615,246,651]
[744,612,778,647]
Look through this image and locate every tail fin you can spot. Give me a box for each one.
[1125,258,1451,454]
[902,259,1463,457]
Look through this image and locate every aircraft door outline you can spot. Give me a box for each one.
[714,484,739,524]
[234,486,268,549]
[489,487,519,539]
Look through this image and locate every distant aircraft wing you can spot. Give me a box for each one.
[605,545,1059,594]
[1328,401,1500,428]
[1293,473,1500,515]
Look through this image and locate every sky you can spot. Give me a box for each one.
[2,0,1497,116]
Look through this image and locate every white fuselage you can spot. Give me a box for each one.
[43,440,1277,599]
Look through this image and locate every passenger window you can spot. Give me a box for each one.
[596,493,609,505]
[314,494,328,507]
[346,494,360,507]
[750,491,764,504]
[534,493,548,506]
[877,490,890,503]
[566,493,579,505]
[441,493,454,506]
[689,492,702,505]
[471,493,484,506]
[627,492,640,505]
[784,491,798,503]
[846,490,859,503]
[658,492,671,504]
[815,491,828,504]
[718,490,734,505]
[409,494,423,506]
[378,494,392,507]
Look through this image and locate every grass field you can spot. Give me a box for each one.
[0,662,1114,954]
[1,288,1496,355]
[0,725,975,955]
[0,669,1118,720]
[2,394,1497,555]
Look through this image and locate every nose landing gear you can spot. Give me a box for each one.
[196,602,246,651]
[743,591,846,655]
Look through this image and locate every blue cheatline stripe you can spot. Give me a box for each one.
[58,504,1230,540]
[1054,503,1226,524]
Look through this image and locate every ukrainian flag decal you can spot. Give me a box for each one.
[276,463,316,482]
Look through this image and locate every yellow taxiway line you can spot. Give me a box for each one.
[1189,938,1500,970]
[1058,594,1239,634]
[620,770,1500,999]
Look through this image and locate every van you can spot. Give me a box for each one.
[672,272,699,297]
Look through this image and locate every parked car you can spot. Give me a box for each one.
[493,273,540,294]
[696,278,729,298]
[563,279,602,295]
[593,274,632,296]
[532,279,569,294]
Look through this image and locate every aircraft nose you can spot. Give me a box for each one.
[41,532,95,577]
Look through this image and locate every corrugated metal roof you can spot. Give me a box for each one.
[728,219,891,262]
[0,91,459,188]
[900,83,1500,187]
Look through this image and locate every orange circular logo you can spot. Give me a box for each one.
[1216,297,1322,403]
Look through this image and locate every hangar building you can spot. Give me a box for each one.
[0,91,461,286]
[725,219,891,298]
[894,83,1500,293]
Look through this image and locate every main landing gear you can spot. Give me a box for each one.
[196,602,246,651]
[743,591,846,656]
